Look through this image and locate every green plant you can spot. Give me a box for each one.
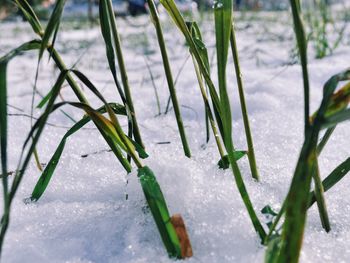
[160,0,266,241]
[0,0,190,259]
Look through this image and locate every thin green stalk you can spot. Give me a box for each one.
[230,23,259,181]
[264,201,286,245]
[316,127,335,154]
[291,0,311,135]
[191,55,225,158]
[144,58,161,116]
[312,158,330,232]
[105,0,144,149]
[147,0,191,157]
[292,0,330,233]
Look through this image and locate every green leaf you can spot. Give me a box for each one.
[137,166,182,258]
[218,150,246,169]
[261,205,278,217]
[322,108,350,129]
[98,0,126,102]
[39,0,66,60]
[308,158,350,207]
[0,60,9,207]
[37,88,53,109]
[0,40,41,64]
[30,103,127,201]
[214,0,233,150]
[14,0,43,36]
[0,39,41,214]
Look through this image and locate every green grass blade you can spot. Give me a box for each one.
[0,60,9,254]
[14,0,43,36]
[214,0,233,146]
[98,0,126,104]
[322,108,350,129]
[290,0,310,134]
[311,158,330,232]
[30,103,128,201]
[308,158,350,207]
[316,127,335,155]
[137,166,182,258]
[0,40,41,63]
[218,150,246,170]
[37,89,53,109]
[39,0,66,60]
[230,23,259,180]
[160,0,222,120]
[0,39,41,253]
[0,70,68,254]
[147,0,191,157]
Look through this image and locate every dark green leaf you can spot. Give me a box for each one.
[137,166,182,258]
[14,0,43,36]
[39,0,66,60]
[261,205,278,217]
[218,150,246,169]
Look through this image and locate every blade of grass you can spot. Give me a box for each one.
[14,0,43,36]
[147,0,191,157]
[308,157,350,207]
[0,61,9,257]
[144,58,161,116]
[30,103,127,201]
[230,22,259,180]
[137,166,182,258]
[103,0,145,149]
[290,0,310,135]
[0,70,68,254]
[276,68,350,262]
[39,0,66,60]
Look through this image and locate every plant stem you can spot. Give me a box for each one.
[147,0,191,157]
[191,55,225,158]
[230,23,259,181]
[105,0,144,149]
[312,157,331,232]
[316,127,335,154]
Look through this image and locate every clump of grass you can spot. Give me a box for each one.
[0,0,191,259]
[1,0,349,261]
[160,0,266,241]
[263,1,350,261]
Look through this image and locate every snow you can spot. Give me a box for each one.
[0,10,349,263]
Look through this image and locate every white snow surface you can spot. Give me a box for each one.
[0,11,350,263]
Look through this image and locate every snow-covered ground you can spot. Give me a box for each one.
[0,11,349,263]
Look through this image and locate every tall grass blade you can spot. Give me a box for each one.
[104,0,145,149]
[0,60,9,257]
[290,0,310,134]
[214,0,233,151]
[0,70,68,254]
[14,0,43,36]
[147,0,191,157]
[230,23,259,180]
[30,103,127,201]
[137,166,182,258]
[276,68,350,262]
[0,39,41,253]
[39,0,66,60]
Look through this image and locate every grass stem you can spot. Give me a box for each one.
[230,23,259,181]
[147,0,191,157]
